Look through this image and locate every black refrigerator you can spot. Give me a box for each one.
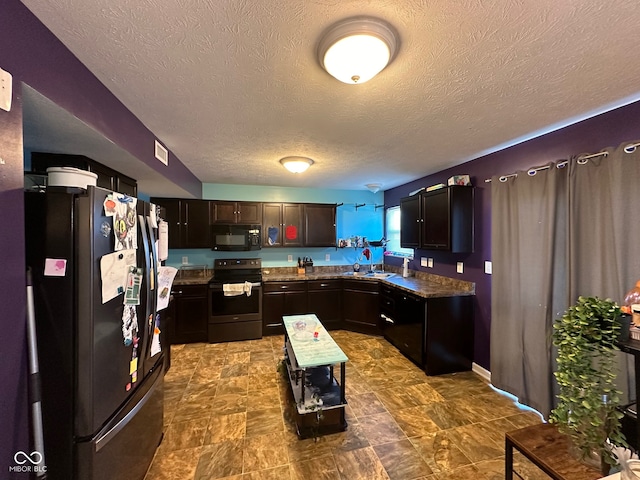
[25,185,166,480]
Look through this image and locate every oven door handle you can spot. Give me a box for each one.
[209,282,262,290]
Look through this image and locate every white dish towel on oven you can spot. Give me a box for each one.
[223,281,253,297]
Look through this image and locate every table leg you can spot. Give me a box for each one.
[505,436,514,480]
[340,362,346,404]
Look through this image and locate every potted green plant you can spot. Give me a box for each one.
[550,296,627,473]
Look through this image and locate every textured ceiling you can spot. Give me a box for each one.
[19,0,640,192]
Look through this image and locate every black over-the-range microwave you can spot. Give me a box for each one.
[211,224,261,251]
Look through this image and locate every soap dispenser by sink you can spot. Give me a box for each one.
[402,257,410,278]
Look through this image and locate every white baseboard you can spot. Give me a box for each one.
[472,362,491,383]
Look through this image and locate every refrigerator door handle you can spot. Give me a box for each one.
[138,214,155,342]
[94,372,160,453]
[147,214,159,313]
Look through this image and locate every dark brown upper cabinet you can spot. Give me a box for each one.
[400,186,474,253]
[211,201,262,224]
[150,198,211,249]
[30,152,137,197]
[400,194,421,249]
[304,203,337,247]
[262,203,304,248]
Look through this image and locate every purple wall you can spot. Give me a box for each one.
[2,0,201,198]
[385,100,640,371]
[0,80,29,476]
[0,0,202,471]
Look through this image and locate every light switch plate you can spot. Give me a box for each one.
[420,257,428,267]
[485,261,492,274]
[427,258,434,268]
[0,67,12,112]
[456,262,464,274]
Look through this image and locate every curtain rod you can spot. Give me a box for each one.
[483,141,640,183]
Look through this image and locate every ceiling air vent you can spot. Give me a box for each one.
[155,140,168,165]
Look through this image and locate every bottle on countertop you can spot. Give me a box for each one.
[403,257,410,278]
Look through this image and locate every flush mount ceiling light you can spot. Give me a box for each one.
[279,156,314,173]
[365,183,382,193]
[317,16,399,84]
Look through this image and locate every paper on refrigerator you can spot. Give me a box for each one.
[157,220,169,261]
[100,249,137,303]
[150,314,162,357]
[157,266,178,311]
[104,192,138,251]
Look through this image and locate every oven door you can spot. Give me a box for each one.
[209,282,262,323]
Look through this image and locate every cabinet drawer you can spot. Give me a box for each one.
[342,279,378,292]
[380,294,395,313]
[171,284,208,297]
[307,279,341,290]
[379,284,395,297]
[263,281,307,293]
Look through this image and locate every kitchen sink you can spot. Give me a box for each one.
[342,271,395,279]
[365,272,395,279]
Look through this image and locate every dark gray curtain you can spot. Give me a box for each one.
[490,163,567,416]
[491,140,640,417]
[567,145,640,401]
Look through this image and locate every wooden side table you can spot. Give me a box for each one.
[505,423,603,480]
[617,336,640,453]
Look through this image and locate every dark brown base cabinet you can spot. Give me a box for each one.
[171,278,473,377]
[342,280,380,335]
[380,284,473,375]
[262,282,308,336]
[380,284,424,366]
[170,285,208,344]
[307,280,343,330]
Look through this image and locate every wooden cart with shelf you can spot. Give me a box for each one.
[282,314,348,439]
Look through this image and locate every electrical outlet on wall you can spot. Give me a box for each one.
[427,258,434,268]
[0,67,12,112]
[287,255,293,262]
[485,261,492,274]
[325,254,330,261]
[181,256,188,265]
[456,262,464,274]
[421,257,428,267]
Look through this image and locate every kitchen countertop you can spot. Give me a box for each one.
[173,266,474,299]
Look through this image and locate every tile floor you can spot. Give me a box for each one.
[145,330,548,480]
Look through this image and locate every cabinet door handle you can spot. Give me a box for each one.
[266,323,283,327]
[281,285,288,289]
[381,314,394,324]
[320,283,329,287]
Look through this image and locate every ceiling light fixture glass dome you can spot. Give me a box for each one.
[279,156,314,173]
[318,16,399,84]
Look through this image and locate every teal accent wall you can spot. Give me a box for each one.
[165,184,384,268]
